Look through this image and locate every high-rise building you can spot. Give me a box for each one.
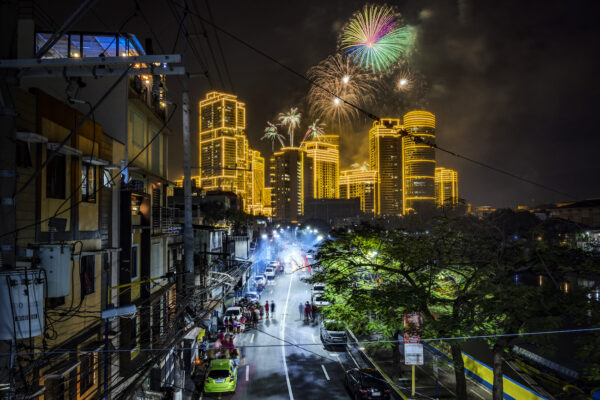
[301,134,340,200]
[270,148,305,221]
[199,91,247,199]
[435,167,458,207]
[340,169,378,215]
[248,150,265,215]
[369,119,403,215]
[403,111,436,212]
[262,187,273,217]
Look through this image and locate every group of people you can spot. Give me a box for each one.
[300,301,318,322]
[210,332,239,360]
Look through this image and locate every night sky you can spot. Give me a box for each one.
[46,0,600,208]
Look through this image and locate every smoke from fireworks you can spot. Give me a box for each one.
[339,4,416,73]
[262,121,285,151]
[307,53,377,129]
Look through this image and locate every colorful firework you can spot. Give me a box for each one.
[262,121,285,151]
[307,53,377,128]
[339,4,416,72]
[301,119,326,143]
[278,107,301,147]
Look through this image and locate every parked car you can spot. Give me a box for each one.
[224,306,242,320]
[203,359,238,394]
[344,368,391,399]
[312,283,326,296]
[320,320,347,348]
[265,266,276,280]
[312,292,330,308]
[244,291,260,302]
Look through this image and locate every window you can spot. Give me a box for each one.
[151,243,162,279]
[103,169,114,188]
[79,353,95,395]
[81,163,96,202]
[47,154,66,199]
[131,245,139,279]
[80,255,95,297]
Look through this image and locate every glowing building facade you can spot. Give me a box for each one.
[339,169,378,215]
[262,187,273,217]
[270,148,305,221]
[369,119,403,215]
[248,150,265,215]
[199,91,248,201]
[301,135,340,200]
[403,111,436,212]
[435,167,458,207]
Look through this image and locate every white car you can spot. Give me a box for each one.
[312,293,330,307]
[224,306,242,320]
[265,267,276,279]
[245,291,260,302]
[312,283,326,296]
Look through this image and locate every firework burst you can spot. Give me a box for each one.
[307,53,377,128]
[301,119,326,143]
[339,4,416,73]
[262,121,285,151]
[278,107,301,147]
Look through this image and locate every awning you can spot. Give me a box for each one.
[183,327,202,341]
[44,359,81,379]
[47,142,82,156]
[17,131,48,143]
[82,156,109,166]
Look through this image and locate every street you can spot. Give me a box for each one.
[201,267,355,400]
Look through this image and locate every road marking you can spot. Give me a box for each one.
[321,364,330,380]
[250,333,255,343]
[281,272,295,399]
[346,348,360,368]
[311,334,316,343]
[246,364,250,381]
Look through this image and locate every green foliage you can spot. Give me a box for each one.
[312,211,600,389]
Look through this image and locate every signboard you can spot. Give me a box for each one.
[404,343,424,365]
[403,312,424,366]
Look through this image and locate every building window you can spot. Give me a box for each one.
[81,163,96,202]
[80,255,95,297]
[79,353,95,395]
[47,154,66,199]
[131,245,139,280]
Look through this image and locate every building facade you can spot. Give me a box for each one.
[301,135,340,200]
[369,119,403,216]
[198,91,247,197]
[435,167,459,207]
[247,149,265,215]
[340,169,378,215]
[270,148,305,221]
[403,111,436,212]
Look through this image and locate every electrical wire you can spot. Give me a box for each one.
[203,0,234,92]
[177,2,577,201]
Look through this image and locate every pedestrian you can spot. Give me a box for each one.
[233,317,240,334]
[270,300,275,318]
[311,303,316,321]
[304,301,312,322]
[224,316,230,333]
[253,309,260,328]
[240,315,246,332]
[259,304,264,320]
[265,301,270,318]
[299,302,304,319]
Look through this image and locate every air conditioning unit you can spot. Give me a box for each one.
[37,244,72,298]
[0,269,45,340]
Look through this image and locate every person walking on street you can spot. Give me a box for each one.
[299,302,304,320]
[259,304,264,320]
[270,300,275,318]
[265,301,270,318]
[311,303,316,321]
[253,309,260,328]
[304,301,312,322]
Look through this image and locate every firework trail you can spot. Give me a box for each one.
[262,121,285,151]
[278,107,301,147]
[307,53,377,129]
[339,4,416,73]
[301,119,326,144]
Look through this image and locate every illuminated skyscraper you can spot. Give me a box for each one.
[262,187,273,217]
[301,135,340,200]
[248,150,265,215]
[199,91,247,200]
[435,167,458,207]
[369,119,403,215]
[403,111,436,212]
[340,169,378,215]
[270,148,305,221]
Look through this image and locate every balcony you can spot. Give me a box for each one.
[152,206,182,235]
[129,76,168,122]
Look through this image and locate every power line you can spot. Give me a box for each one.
[6,326,599,356]
[203,0,234,92]
[177,2,576,201]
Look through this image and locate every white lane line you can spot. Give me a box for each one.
[246,364,250,381]
[346,348,360,368]
[250,333,255,343]
[321,364,330,381]
[281,272,295,399]
[311,334,316,343]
